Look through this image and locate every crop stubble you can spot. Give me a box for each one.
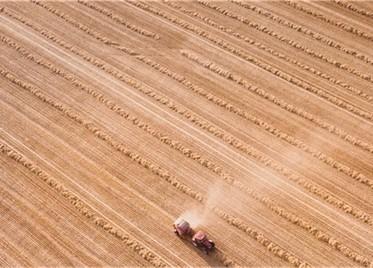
[0,1,372,267]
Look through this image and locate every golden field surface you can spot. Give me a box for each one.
[1,1,373,267]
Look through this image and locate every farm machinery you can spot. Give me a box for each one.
[173,218,215,254]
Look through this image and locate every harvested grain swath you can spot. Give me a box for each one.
[5,9,366,226]
[181,49,373,190]
[1,1,373,266]
[332,0,373,19]
[76,0,160,40]
[126,1,373,155]
[2,30,367,264]
[3,66,312,266]
[163,1,373,105]
[283,1,373,42]
[0,140,168,268]
[230,0,373,69]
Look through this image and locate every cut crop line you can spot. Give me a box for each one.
[0,56,235,266]
[0,69,203,201]
[41,0,373,209]
[75,0,160,40]
[111,0,373,189]
[0,139,169,268]
[1,130,236,268]
[332,0,373,19]
[0,180,124,265]
[29,1,119,46]
[0,114,196,268]
[0,126,204,268]
[198,0,373,80]
[27,0,373,131]
[26,1,139,56]
[125,1,373,156]
[181,49,373,191]
[0,181,107,266]
[230,0,373,70]
[9,3,372,229]
[89,3,373,231]
[2,8,371,243]
[0,69,305,268]
[2,33,372,264]
[49,87,373,266]
[90,2,373,193]
[163,2,373,110]
[0,122,173,225]
[1,28,368,264]
[283,0,373,42]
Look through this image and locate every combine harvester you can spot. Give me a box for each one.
[173,218,215,255]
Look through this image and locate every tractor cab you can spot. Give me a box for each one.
[192,230,215,254]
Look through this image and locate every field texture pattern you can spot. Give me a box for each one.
[1,1,373,267]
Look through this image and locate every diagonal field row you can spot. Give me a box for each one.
[1,1,372,267]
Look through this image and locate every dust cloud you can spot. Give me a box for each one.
[176,181,226,229]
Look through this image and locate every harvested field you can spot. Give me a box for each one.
[1,1,373,267]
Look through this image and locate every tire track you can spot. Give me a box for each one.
[0,69,203,202]
[197,0,373,78]
[28,1,119,46]
[1,30,369,266]
[0,68,306,268]
[213,207,371,267]
[163,1,373,106]
[230,0,373,71]
[21,0,373,153]
[40,0,373,194]
[0,140,168,268]
[1,2,373,266]
[2,9,371,228]
[0,182,104,267]
[0,169,124,266]
[0,69,235,267]
[24,1,139,56]
[0,99,244,267]
[181,49,373,191]
[332,0,373,19]
[213,207,311,268]
[0,125,219,268]
[124,1,373,156]
[283,1,373,42]
[75,1,160,40]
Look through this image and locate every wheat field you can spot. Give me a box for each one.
[1,1,373,267]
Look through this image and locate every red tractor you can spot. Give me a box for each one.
[192,230,215,255]
[173,218,215,254]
